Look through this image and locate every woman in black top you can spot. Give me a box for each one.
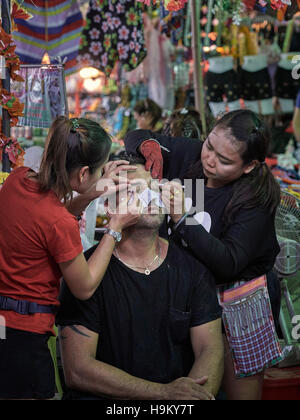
[124,109,282,400]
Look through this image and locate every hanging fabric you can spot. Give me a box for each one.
[218,275,284,378]
[77,0,146,77]
[12,0,83,75]
[11,65,68,128]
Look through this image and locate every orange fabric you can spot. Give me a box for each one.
[277,5,288,22]
[0,167,83,334]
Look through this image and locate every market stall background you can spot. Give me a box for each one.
[0,0,300,400]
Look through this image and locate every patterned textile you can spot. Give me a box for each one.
[136,0,188,12]
[12,0,83,75]
[77,0,147,76]
[11,66,68,128]
[219,276,284,378]
[205,70,240,103]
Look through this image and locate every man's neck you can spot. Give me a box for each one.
[115,228,168,267]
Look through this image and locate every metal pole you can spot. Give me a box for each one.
[1,0,11,172]
[191,0,207,137]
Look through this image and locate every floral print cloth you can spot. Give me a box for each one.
[77,0,147,76]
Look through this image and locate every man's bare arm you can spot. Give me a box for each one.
[188,319,224,397]
[59,325,214,400]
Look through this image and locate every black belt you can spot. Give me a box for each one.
[0,295,57,315]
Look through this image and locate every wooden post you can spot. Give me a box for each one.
[191,0,207,137]
[1,0,11,172]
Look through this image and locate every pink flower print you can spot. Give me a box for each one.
[101,53,108,68]
[117,42,129,60]
[77,54,92,67]
[113,17,121,28]
[93,60,101,69]
[89,28,100,40]
[132,27,138,41]
[116,3,125,14]
[93,15,101,24]
[135,43,141,54]
[129,41,135,51]
[91,0,100,11]
[102,21,109,33]
[107,14,114,30]
[89,42,102,56]
[118,25,130,41]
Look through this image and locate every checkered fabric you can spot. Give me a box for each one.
[219,276,284,378]
[227,320,283,377]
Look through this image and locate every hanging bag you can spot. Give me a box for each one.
[219,275,284,378]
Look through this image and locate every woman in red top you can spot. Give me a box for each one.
[0,117,141,399]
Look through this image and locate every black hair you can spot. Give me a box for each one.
[134,99,162,129]
[186,109,281,230]
[162,108,203,139]
[110,151,146,166]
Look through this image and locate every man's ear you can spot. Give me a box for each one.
[243,160,259,175]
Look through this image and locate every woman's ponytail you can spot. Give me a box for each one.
[38,116,72,202]
[38,117,111,202]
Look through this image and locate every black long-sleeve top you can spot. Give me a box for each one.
[124,130,280,285]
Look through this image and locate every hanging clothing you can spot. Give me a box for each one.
[11,66,68,128]
[12,0,83,76]
[205,70,240,103]
[238,67,273,101]
[147,25,175,111]
[77,0,147,76]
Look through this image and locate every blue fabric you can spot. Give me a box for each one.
[0,295,56,315]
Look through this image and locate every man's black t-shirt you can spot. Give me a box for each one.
[56,241,222,400]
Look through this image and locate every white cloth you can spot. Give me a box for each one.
[24,146,44,173]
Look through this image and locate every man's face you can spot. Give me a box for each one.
[126,165,165,230]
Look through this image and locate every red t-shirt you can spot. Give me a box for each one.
[0,167,83,335]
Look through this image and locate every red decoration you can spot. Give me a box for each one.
[0,16,25,170]
[243,0,257,10]
[0,135,25,168]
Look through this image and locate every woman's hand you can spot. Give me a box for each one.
[160,181,186,224]
[107,191,143,232]
[89,160,138,202]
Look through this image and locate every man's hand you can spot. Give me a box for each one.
[162,376,215,401]
[140,140,163,180]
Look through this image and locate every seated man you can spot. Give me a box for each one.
[56,155,224,400]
